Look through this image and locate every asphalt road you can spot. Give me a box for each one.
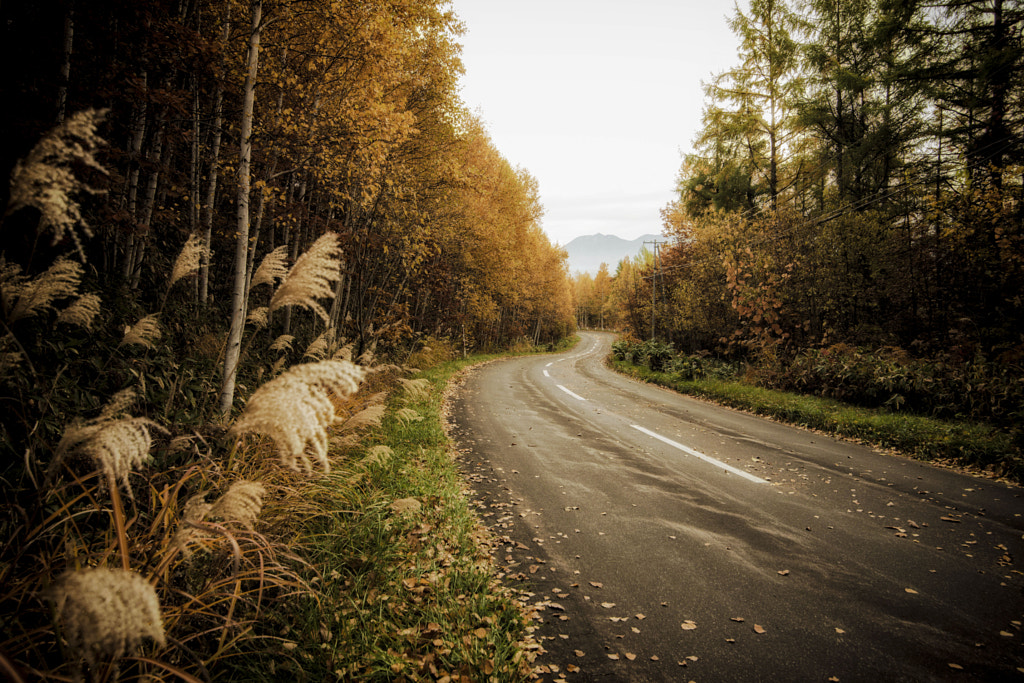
[446,331,1024,682]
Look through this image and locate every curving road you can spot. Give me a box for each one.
[447,331,1024,682]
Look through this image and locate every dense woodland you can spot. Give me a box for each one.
[1,0,574,409]
[585,0,1024,432]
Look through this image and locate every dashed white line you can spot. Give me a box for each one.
[543,370,551,377]
[557,385,587,401]
[630,425,768,484]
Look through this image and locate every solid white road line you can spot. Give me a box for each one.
[630,425,768,484]
[557,385,587,401]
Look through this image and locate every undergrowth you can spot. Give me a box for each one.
[610,356,1022,482]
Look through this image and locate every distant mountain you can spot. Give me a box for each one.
[564,233,661,276]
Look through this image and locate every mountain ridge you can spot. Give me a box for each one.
[563,233,661,276]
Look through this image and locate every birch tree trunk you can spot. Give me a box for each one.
[218,0,262,416]
[199,2,231,307]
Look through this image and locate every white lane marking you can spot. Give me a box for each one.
[630,425,768,484]
[557,385,587,401]
[546,362,554,367]
[543,370,550,377]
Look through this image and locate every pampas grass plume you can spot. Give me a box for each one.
[232,359,365,474]
[56,293,102,330]
[6,109,108,260]
[395,407,422,425]
[47,567,165,672]
[269,334,294,353]
[53,389,165,497]
[168,233,207,290]
[269,233,342,322]
[209,480,266,529]
[2,257,82,323]
[250,245,288,290]
[122,314,162,349]
[398,378,431,403]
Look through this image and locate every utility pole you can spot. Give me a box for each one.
[644,240,663,341]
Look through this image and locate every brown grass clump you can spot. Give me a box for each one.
[46,567,165,678]
[231,359,365,473]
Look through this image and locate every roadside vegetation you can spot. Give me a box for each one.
[610,338,1022,482]
[0,2,577,675]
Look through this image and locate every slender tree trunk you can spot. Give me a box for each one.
[56,0,74,124]
[199,3,231,307]
[218,0,262,416]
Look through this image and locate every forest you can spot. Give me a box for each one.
[577,0,1024,443]
[0,0,573,679]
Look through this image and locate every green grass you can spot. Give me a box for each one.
[221,343,577,681]
[611,359,1022,482]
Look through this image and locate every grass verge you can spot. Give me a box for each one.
[222,343,578,681]
[611,358,1022,482]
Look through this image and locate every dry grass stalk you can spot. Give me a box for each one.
[47,567,165,675]
[56,293,102,330]
[231,359,365,474]
[168,233,207,290]
[121,314,162,349]
[249,245,288,290]
[1,257,83,324]
[5,109,108,260]
[268,233,343,322]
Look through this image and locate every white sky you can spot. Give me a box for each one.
[452,0,745,246]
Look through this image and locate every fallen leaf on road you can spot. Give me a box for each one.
[687,656,699,661]
[1000,631,1014,637]
[948,663,963,670]
[753,624,766,634]
[681,620,697,630]
[905,588,918,594]
[574,650,585,657]
[607,654,620,660]
[635,613,646,620]
[601,602,616,609]
[631,627,640,634]
[940,516,961,523]
[726,638,736,643]
[777,569,790,576]
[828,677,840,682]
[567,664,580,673]
[625,653,637,661]
[731,617,745,622]
[590,581,603,588]
[650,655,660,661]
[835,627,846,634]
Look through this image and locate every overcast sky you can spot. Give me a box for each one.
[452,0,745,246]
